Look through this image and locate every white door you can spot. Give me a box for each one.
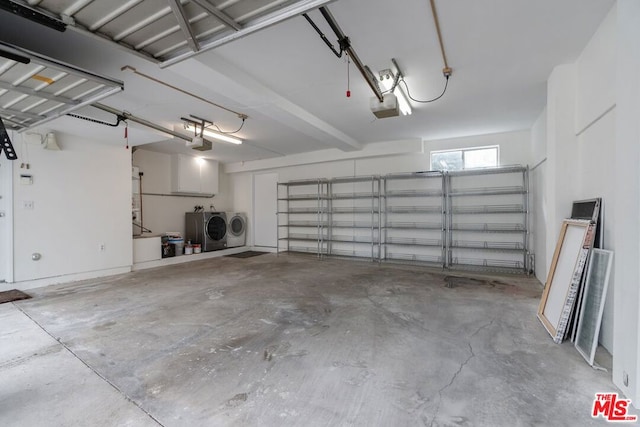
[253,173,278,248]
[0,156,13,283]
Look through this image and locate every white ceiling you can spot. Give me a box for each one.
[0,0,614,164]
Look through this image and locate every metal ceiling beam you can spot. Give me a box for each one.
[0,81,80,106]
[167,0,201,52]
[191,0,241,31]
[0,107,44,121]
[161,0,337,68]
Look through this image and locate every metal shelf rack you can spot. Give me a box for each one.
[383,172,447,267]
[446,165,529,273]
[277,179,330,258]
[327,176,382,262]
[277,165,530,274]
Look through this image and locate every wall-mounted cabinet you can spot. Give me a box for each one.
[171,154,218,196]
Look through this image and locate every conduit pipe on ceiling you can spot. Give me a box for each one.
[429,0,452,76]
[121,66,248,120]
[91,103,193,142]
[318,7,384,102]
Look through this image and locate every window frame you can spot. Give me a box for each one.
[430,145,500,171]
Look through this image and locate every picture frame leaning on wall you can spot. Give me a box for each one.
[537,219,595,343]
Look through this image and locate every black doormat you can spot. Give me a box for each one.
[225,251,269,259]
[0,289,32,304]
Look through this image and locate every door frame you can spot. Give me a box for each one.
[0,154,14,284]
[252,172,278,249]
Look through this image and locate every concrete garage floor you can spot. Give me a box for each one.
[0,253,630,426]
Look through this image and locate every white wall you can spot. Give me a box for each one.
[576,110,616,351]
[229,131,531,248]
[530,110,547,281]
[10,132,132,285]
[0,150,14,283]
[530,2,640,404]
[545,64,580,267]
[613,0,640,406]
[132,149,232,238]
[536,4,617,353]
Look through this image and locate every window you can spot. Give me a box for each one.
[430,146,499,171]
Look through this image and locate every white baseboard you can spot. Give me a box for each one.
[132,246,251,271]
[6,266,132,291]
[4,247,272,289]
[251,246,277,253]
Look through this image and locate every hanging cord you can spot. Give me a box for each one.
[209,116,246,135]
[346,55,351,97]
[124,122,129,149]
[373,0,452,106]
[399,75,450,103]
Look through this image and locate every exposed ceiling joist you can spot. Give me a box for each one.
[161,0,337,67]
[191,0,241,31]
[0,107,43,121]
[88,0,144,32]
[0,80,80,105]
[12,0,337,66]
[167,0,201,52]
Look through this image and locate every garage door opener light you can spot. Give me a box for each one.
[182,116,243,145]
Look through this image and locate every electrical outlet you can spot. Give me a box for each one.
[99,243,106,252]
[23,200,34,210]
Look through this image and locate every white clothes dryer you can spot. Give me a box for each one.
[226,212,247,248]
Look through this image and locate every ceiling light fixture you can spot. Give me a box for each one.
[378,68,412,116]
[185,124,243,145]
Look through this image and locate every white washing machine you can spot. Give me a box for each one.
[226,212,247,248]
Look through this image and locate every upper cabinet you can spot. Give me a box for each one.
[171,154,219,196]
